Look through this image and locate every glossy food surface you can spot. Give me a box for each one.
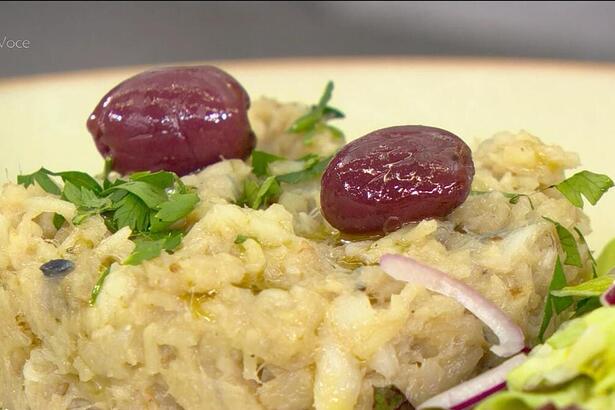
[320,125,474,234]
[87,65,255,176]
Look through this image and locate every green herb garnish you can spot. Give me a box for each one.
[52,213,66,230]
[123,231,183,266]
[239,151,332,209]
[539,257,573,342]
[373,386,409,410]
[551,275,614,298]
[276,155,331,184]
[234,234,250,244]
[555,170,614,208]
[251,150,284,177]
[470,190,535,209]
[287,81,345,143]
[238,175,281,210]
[543,217,582,267]
[570,296,603,319]
[18,166,201,302]
[471,169,614,210]
[573,227,597,278]
[89,265,112,306]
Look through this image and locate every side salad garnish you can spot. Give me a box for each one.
[478,306,615,410]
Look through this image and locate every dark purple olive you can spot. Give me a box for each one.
[320,125,474,234]
[87,66,255,176]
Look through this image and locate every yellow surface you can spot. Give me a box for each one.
[1,57,614,247]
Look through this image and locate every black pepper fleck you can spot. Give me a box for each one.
[40,259,75,278]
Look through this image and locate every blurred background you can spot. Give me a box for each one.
[1,1,615,78]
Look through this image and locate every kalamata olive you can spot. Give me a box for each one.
[87,66,256,176]
[320,125,474,234]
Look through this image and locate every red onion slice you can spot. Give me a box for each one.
[417,353,527,410]
[600,281,615,306]
[380,254,525,357]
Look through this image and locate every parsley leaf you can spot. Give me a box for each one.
[104,181,167,208]
[506,193,535,209]
[288,81,345,141]
[322,106,345,120]
[19,165,201,305]
[571,297,602,319]
[155,193,200,222]
[123,231,183,265]
[50,170,102,193]
[151,192,199,232]
[539,257,573,342]
[234,234,249,244]
[240,152,331,209]
[89,265,112,306]
[112,193,151,232]
[252,176,281,209]
[63,181,110,210]
[129,170,176,189]
[574,227,597,278]
[471,190,535,209]
[551,275,615,298]
[555,170,614,208]
[17,168,62,195]
[251,150,284,177]
[324,124,344,140]
[373,386,409,410]
[238,176,282,210]
[52,213,66,230]
[276,155,332,184]
[543,217,582,267]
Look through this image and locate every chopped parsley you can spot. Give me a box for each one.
[539,257,573,342]
[470,190,535,209]
[123,231,183,266]
[551,275,615,298]
[240,151,332,210]
[251,151,284,177]
[287,81,345,144]
[234,234,250,244]
[543,217,582,267]
[238,175,281,210]
[276,154,332,184]
[555,170,614,208]
[471,169,613,211]
[574,227,597,278]
[373,386,409,410]
[89,265,112,306]
[18,166,201,304]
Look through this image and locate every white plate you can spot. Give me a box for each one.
[1,57,614,248]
